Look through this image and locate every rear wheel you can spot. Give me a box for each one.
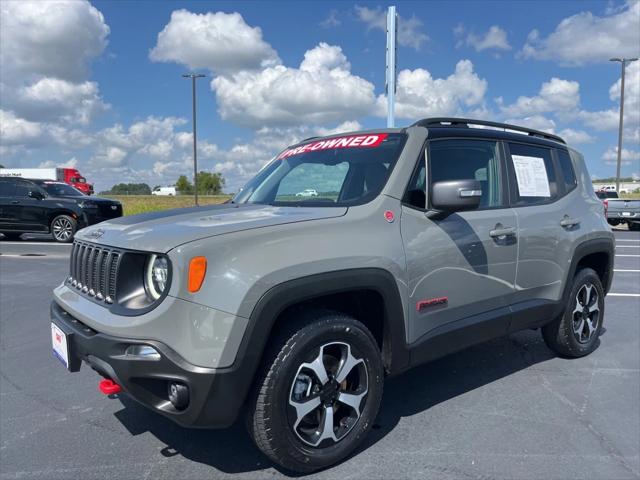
[542,268,604,357]
[629,222,640,232]
[607,219,620,226]
[248,311,384,473]
[50,215,76,243]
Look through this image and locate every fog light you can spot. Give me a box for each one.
[125,345,160,360]
[168,382,189,410]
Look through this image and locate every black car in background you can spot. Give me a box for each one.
[0,178,122,242]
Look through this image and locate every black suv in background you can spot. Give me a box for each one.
[0,178,122,242]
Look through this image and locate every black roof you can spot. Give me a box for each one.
[413,117,566,146]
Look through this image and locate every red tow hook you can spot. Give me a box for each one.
[99,379,122,395]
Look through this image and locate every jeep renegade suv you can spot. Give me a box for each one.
[50,118,614,472]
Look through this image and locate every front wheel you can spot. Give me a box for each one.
[50,215,76,243]
[248,311,384,473]
[542,268,604,357]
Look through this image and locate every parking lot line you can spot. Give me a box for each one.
[616,239,640,242]
[0,242,71,246]
[616,254,640,257]
[614,269,640,272]
[608,293,640,297]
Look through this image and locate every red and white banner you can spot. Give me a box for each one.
[277,133,388,160]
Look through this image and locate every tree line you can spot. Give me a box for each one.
[100,172,226,195]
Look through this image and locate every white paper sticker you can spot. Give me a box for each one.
[511,155,551,197]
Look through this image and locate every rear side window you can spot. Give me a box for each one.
[0,180,15,197]
[556,149,577,193]
[508,143,558,206]
[14,182,31,198]
[429,139,503,208]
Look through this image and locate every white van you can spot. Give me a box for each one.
[152,186,176,196]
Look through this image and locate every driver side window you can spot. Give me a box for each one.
[429,139,503,209]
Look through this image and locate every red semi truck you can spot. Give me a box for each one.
[0,167,93,195]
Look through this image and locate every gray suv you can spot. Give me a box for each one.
[50,118,614,472]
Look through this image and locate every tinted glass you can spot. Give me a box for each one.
[233,133,406,206]
[41,182,83,197]
[14,182,31,198]
[429,139,503,208]
[0,180,15,197]
[404,155,426,209]
[557,149,577,192]
[508,143,557,206]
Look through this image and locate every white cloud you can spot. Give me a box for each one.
[0,110,44,146]
[39,157,78,169]
[355,5,429,50]
[149,10,280,73]
[377,60,487,119]
[498,78,581,117]
[558,128,596,144]
[0,0,109,82]
[520,1,640,65]
[602,146,640,165]
[320,10,341,28]
[505,115,557,133]
[464,26,511,52]
[7,78,108,125]
[211,43,376,128]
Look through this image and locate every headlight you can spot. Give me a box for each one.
[145,254,169,300]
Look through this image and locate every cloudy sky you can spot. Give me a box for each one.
[1,0,639,192]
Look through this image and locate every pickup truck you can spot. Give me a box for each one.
[596,191,640,231]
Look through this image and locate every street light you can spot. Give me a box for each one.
[609,57,638,193]
[182,73,206,206]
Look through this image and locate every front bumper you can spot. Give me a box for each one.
[51,301,249,428]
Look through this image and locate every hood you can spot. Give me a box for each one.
[75,203,347,252]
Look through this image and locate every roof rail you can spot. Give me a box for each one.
[411,117,566,144]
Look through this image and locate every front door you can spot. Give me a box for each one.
[401,138,518,344]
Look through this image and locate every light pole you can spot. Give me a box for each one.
[610,57,638,193]
[182,73,206,206]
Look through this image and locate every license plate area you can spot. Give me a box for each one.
[51,322,70,369]
[622,212,632,217]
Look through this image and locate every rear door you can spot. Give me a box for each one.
[401,138,518,344]
[0,179,17,228]
[10,180,49,231]
[505,142,576,310]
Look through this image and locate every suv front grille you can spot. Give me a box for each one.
[67,241,121,304]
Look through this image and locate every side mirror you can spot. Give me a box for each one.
[29,190,45,200]
[431,179,482,212]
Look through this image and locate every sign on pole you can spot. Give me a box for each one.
[386,6,397,128]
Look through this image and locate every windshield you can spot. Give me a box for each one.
[233,133,406,206]
[42,182,85,197]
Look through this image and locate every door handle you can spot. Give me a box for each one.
[10,200,19,204]
[560,217,580,228]
[489,226,516,238]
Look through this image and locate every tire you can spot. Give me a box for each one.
[50,215,76,243]
[1,232,22,241]
[607,219,620,226]
[542,268,604,358]
[248,311,384,473]
[629,222,640,232]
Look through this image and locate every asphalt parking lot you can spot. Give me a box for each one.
[1,231,638,480]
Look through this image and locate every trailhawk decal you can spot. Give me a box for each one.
[277,133,389,160]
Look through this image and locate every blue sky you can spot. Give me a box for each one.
[1,0,639,192]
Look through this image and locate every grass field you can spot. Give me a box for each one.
[104,195,232,216]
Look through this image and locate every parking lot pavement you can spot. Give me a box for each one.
[1,232,639,480]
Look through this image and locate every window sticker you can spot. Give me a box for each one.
[277,133,389,160]
[512,155,551,197]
